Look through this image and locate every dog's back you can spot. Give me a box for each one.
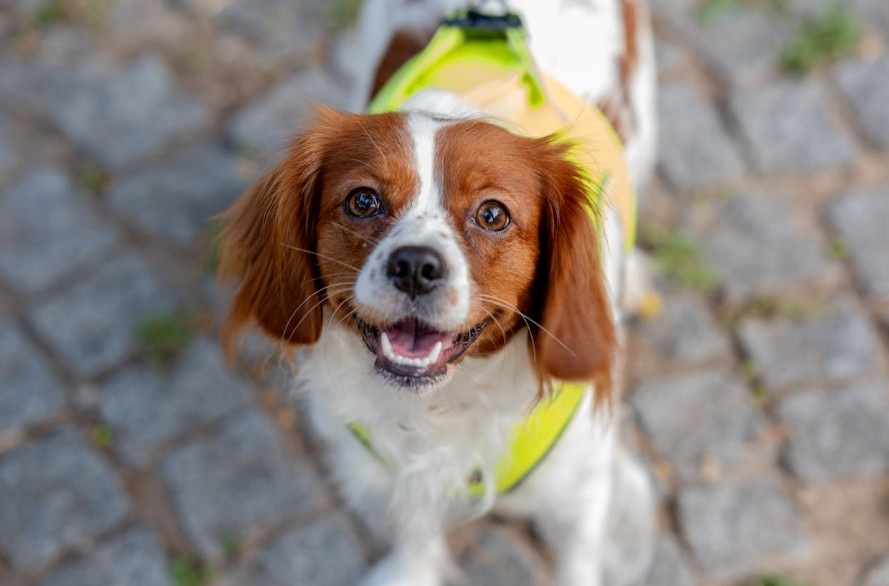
[342,0,657,191]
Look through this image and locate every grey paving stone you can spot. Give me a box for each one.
[0,317,67,434]
[826,191,889,300]
[654,40,691,77]
[649,0,698,31]
[107,0,186,40]
[631,536,697,586]
[0,429,129,570]
[863,556,889,586]
[40,55,210,168]
[0,29,105,107]
[0,168,119,293]
[217,0,324,60]
[687,192,838,301]
[681,7,794,86]
[778,380,889,481]
[856,0,889,38]
[161,411,325,559]
[37,527,172,586]
[656,82,744,193]
[98,339,254,466]
[634,289,732,366]
[237,513,366,586]
[738,296,880,391]
[0,114,19,180]
[28,255,180,378]
[462,527,546,586]
[729,79,854,174]
[835,56,889,150]
[631,370,774,482]
[0,572,27,586]
[677,476,808,579]
[785,0,840,17]
[107,144,247,247]
[227,68,352,156]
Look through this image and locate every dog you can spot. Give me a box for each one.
[219,1,657,584]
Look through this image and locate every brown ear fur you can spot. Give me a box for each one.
[530,139,618,404]
[218,108,345,354]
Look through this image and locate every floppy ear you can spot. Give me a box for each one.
[530,139,618,404]
[218,110,341,353]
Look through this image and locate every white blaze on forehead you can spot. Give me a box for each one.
[407,112,445,214]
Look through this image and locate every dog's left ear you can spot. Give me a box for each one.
[530,138,618,404]
[217,107,347,354]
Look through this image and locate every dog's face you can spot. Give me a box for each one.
[220,108,615,397]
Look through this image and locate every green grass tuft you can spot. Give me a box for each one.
[757,576,808,586]
[78,166,109,197]
[170,555,211,586]
[220,533,240,559]
[828,236,849,260]
[29,0,110,28]
[90,425,113,449]
[696,0,785,21]
[321,0,363,29]
[638,225,718,292]
[781,5,861,74]
[31,0,67,26]
[203,221,225,274]
[134,309,195,368]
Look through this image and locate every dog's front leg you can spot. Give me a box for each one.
[534,468,612,586]
[498,404,618,586]
[359,463,458,586]
[360,535,451,586]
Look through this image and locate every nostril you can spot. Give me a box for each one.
[420,264,435,281]
[389,258,411,279]
[420,260,443,282]
[386,246,447,297]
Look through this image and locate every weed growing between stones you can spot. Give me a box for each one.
[135,309,196,368]
[696,0,786,22]
[638,225,718,292]
[756,575,809,586]
[170,554,212,586]
[90,424,114,449]
[781,6,861,73]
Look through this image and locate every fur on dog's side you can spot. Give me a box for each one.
[219,1,657,585]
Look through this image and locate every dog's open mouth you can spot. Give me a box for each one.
[356,316,490,388]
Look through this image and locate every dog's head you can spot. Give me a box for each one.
[219,108,616,398]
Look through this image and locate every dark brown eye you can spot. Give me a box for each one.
[344,188,382,218]
[475,200,510,232]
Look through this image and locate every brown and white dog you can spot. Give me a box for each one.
[219,1,657,584]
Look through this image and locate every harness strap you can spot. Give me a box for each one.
[348,382,588,496]
[369,9,545,113]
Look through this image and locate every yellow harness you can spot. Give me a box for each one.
[351,10,635,496]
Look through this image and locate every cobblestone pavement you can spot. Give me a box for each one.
[0,0,888,584]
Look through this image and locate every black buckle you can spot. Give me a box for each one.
[442,9,523,31]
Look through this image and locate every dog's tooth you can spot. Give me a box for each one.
[381,332,395,361]
[426,341,442,364]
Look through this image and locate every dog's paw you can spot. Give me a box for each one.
[602,447,656,586]
[358,553,446,586]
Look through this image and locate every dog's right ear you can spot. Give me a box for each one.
[218,107,344,354]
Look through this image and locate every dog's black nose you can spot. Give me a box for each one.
[386,246,446,298]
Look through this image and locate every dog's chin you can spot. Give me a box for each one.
[355,315,490,395]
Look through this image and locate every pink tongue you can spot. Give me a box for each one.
[384,319,453,359]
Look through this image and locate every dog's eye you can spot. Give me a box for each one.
[475,200,510,232]
[345,188,382,218]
